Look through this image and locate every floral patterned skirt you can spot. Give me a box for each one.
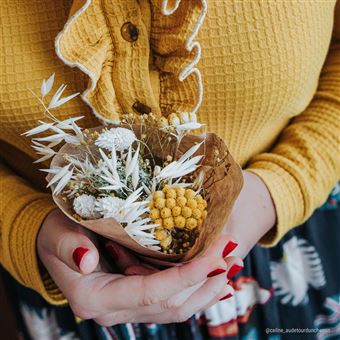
[1,185,339,340]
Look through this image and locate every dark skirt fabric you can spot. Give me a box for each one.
[1,184,340,340]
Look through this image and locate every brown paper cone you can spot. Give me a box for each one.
[49,125,243,264]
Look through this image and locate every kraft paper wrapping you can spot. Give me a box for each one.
[48,125,243,265]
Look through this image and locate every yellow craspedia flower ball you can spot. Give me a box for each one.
[150,208,160,220]
[165,188,177,199]
[166,198,176,209]
[197,203,205,212]
[186,218,198,230]
[154,197,166,209]
[172,206,181,217]
[161,207,171,218]
[160,236,172,250]
[149,186,208,233]
[185,189,195,200]
[192,208,202,219]
[155,229,168,241]
[187,198,198,210]
[154,191,165,199]
[155,218,163,227]
[176,196,187,207]
[175,187,185,197]
[182,206,192,218]
[162,184,171,193]
[174,216,186,228]
[163,217,174,229]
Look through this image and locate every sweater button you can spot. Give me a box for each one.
[121,22,139,42]
[132,101,151,114]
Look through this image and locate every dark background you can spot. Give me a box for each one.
[0,276,18,339]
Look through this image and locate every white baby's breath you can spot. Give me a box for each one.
[95,128,136,151]
[73,194,100,219]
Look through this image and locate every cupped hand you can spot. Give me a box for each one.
[38,209,242,325]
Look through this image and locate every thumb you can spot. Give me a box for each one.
[39,209,99,275]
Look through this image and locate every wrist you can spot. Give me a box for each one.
[224,170,276,257]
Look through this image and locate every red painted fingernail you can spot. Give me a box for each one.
[106,245,119,261]
[227,264,243,280]
[222,241,238,257]
[219,293,233,301]
[207,268,226,278]
[72,247,89,269]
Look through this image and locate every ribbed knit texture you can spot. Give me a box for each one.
[1,0,339,304]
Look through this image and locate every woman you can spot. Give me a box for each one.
[1,0,339,339]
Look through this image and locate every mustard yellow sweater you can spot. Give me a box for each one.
[1,0,339,305]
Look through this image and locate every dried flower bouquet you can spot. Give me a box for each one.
[24,75,243,263]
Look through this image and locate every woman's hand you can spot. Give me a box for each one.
[37,209,242,325]
[223,170,277,258]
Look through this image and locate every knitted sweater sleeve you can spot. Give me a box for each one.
[0,161,66,304]
[247,7,340,246]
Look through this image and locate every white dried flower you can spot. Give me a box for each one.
[179,112,190,123]
[169,114,180,126]
[73,194,100,219]
[96,196,124,219]
[95,128,136,151]
[189,112,198,122]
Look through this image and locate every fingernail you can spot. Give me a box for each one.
[106,245,119,261]
[207,268,226,278]
[227,264,243,280]
[72,247,89,269]
[219,293,233,301]
[222,241,238,257]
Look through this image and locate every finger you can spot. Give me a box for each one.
[105,241,140,272]
[126,272,232,324]
[40,213,99,275]
[129,256,242,316]
[225,256,244,280]
[166,272,233,323]
[196,257,243,313]
[96,255,228,311]
[166,256,241,311]
[204,233,238,258]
